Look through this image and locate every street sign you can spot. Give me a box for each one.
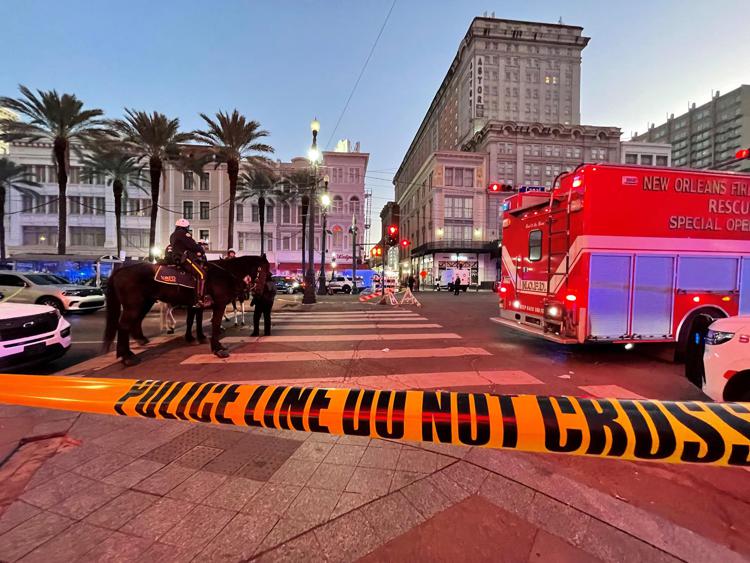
[519,185,547,193]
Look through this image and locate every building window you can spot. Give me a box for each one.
[22,226,57,246]
[444,225,471,241]
[266,204,274,223]
[332,196,344,214]
[183,201,193,220]
[444,196,473,219]
[121,228,150,249]
[199,201,210,220]
[70,227,105,247]
[282,236,290,250]
[348,196,360,215]
[236,204,244,222]
[183,172,194,190]
[199,173,210,191]
[197,229,208,242]
[656,155,669,166]
[251,204,259,222]
[282,203,291,224]
[445,167,473,187]
[528,229,542,262]
[127,198,150,217]
[332,228,343,248]
[266,235,273,251]
[640,154,654,166]
[625,153,638,164]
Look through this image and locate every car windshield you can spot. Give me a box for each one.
[24,274,68,285]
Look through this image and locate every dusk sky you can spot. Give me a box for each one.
[4,0,749,239]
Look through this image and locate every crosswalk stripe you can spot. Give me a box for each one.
[181,346,491,365]
[221,333,461,344]
[577,384,647,400]
[215,370,542,389]
[272,323,442,330]
[274,316,426,323]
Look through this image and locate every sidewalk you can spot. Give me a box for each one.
[1,401,747,562]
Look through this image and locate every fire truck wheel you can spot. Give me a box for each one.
[722,370,750,402]
[675,307,726,364]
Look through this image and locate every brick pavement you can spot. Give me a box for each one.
[1,404,747,562]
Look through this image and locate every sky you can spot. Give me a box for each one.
[4,0,749,241]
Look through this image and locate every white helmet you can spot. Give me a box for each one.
[175,218,190,228]
[227,248,236,253]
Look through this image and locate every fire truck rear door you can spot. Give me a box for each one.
[741,257,750,315]
[588,254,632,339]
[631,255,675,338]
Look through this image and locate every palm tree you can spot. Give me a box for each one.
[238,167,277,255]
[0,158,40,261]
[79,146,147,256]
[108,110,193,249]
[0,86,104,254]
[193,110,273,249]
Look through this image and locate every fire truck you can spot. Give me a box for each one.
[492,164,750,359]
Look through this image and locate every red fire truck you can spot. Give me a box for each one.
[492,164,750,359]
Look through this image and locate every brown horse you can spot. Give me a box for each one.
[103,255,268,365]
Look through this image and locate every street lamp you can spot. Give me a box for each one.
[303,117,320,304]
[318,177,331,295]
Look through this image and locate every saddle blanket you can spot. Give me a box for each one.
[154,265,196,289]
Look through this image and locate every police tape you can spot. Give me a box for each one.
[0,374,748,467]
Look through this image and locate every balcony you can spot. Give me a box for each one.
[410,239,497,256]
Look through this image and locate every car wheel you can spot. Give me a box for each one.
[343,285,351,294]
[38,296,64,314]
[287,288,294,294]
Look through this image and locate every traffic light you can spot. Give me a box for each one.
[386,225,399,247]
[400,239,411,248]
[370,245,382,258]
[488,182,514,193]
[736,148,750,160]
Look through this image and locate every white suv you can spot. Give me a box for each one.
[0,271,105,313]
[0,302,72,370]
[327,276,355,294]
[702,316,750,402]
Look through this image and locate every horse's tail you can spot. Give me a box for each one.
[102,279,120,353]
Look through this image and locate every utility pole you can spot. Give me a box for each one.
[350,216,358,294]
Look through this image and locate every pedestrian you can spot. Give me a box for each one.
[408,274,415,292]
[453,274,461,295]
[251,269,276,337]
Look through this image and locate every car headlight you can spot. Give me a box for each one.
[292,282,299,288]
[62,290,82,296]
[705,329,734,345]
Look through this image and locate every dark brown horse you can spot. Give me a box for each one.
[103,255,268,365]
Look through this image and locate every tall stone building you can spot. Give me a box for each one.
[394,16,621,288]
[633,85,750,173]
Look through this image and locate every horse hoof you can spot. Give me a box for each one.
[136,338,149,346]
[198,338,208,345]
[214,349,230,359]
[122,355,141,367]
[167,328,174,334]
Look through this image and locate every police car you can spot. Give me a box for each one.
[702,316,750,402]
[0,302,72,370]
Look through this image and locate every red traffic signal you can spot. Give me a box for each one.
[488,182,513,192]
[387,225,398,236]
[400,239,411,248]
[370,245,382,257]
[736,148,750,160]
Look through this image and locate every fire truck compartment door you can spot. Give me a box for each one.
[741,257,750,316]
[631,256,674,338]
[588,254,632,339]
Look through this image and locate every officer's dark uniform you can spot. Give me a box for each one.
[251,269,276,337]
[169,227,207,306]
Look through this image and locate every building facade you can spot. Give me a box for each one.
[4,140,369,278]
[619,141,671,167]
[633,85,750,173]
[394,16,621,287]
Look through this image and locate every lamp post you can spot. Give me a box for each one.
[318,182,330,295]
[349,218,358,294]
[303,118,321,304]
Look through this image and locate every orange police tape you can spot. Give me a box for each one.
[0,374,748,467]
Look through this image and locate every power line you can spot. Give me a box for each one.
[324,0,397,149]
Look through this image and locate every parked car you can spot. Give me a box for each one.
[0,271,105,314]
[327,276,355,294]
[435,268,470,292]
[701,316,750,402]
[272,276,301,294]
[0,302,72,370]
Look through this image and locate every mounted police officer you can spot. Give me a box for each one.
[169,218,209,307]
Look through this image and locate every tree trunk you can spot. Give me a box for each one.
[113,179,123,257]
[227,157,239,250]
[53,138,68,254]
[0,184,6,261]
[259,195,265,255]
[301,194,309,275]
[148,156,162,251]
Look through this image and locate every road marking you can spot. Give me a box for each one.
[217,370,542,389]
[274,310,420,316]
[221,333,461,343]
[577,384,647,400]
[271,323,443,330]
[274,316,426,323]
[181,346,491,364]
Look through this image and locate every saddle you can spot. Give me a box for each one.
[154,264,197,289]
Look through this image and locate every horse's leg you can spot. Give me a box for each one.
[233,301,239,327]
[132,299,154,346]
[240,301,246,326]
[210,304,229,357]
[196,309,207,344]
[185,307,195,343]
[117,307,141,366]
